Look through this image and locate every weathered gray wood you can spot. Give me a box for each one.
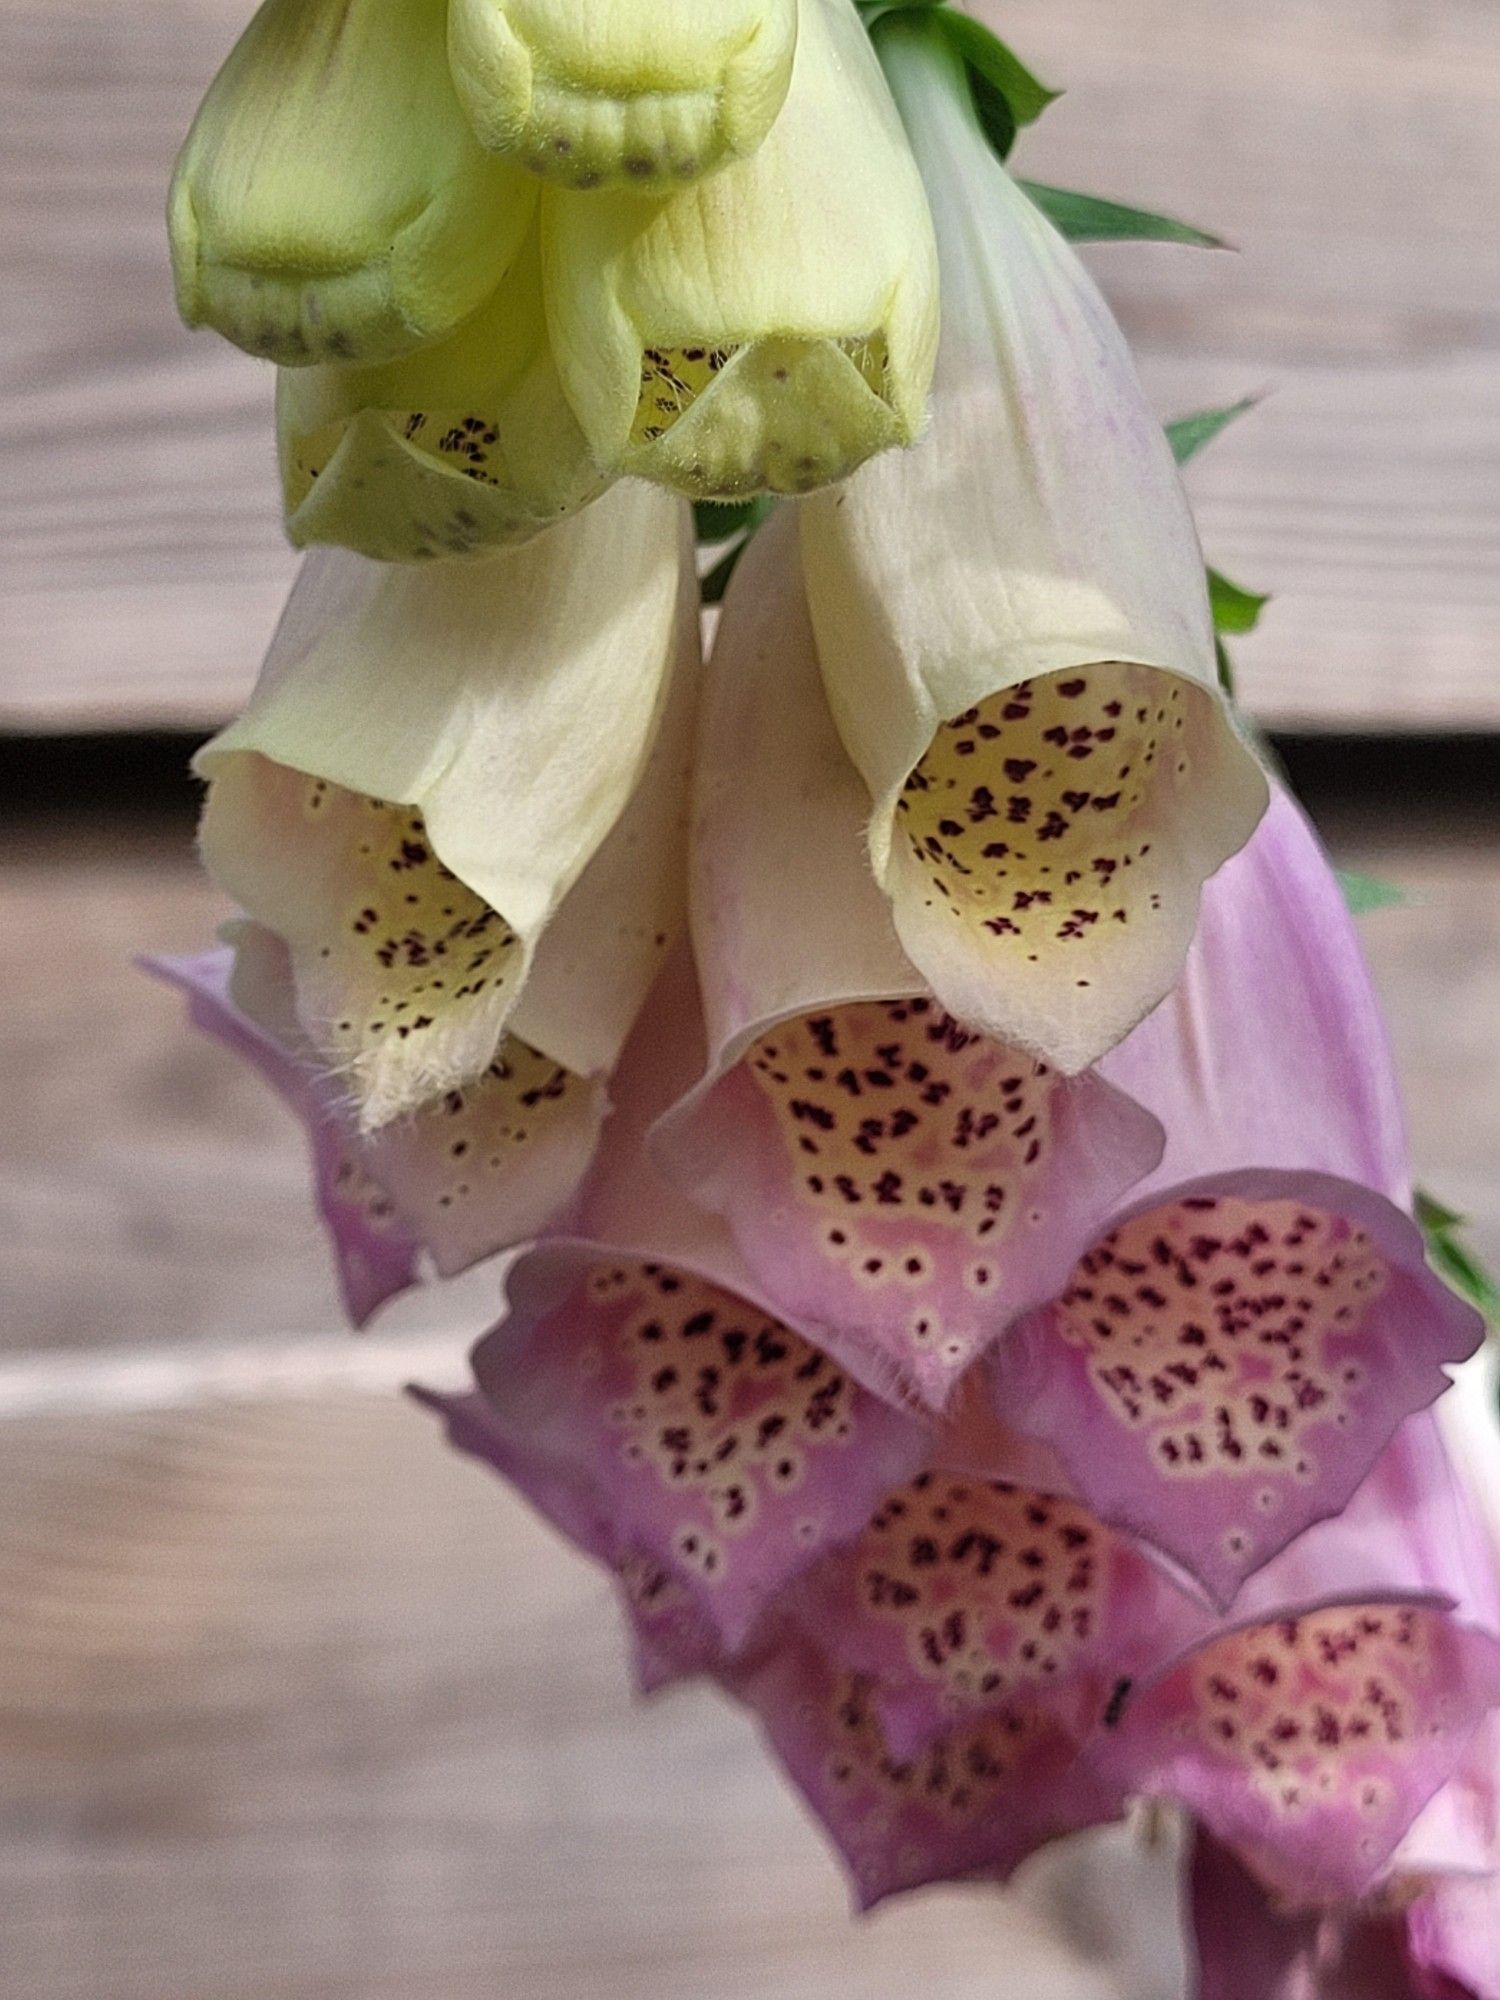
[0,1390,1186,2000]
[2,0,1498,730]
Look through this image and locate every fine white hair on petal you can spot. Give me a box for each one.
[197,479,694,1126]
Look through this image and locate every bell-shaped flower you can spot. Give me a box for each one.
[721,1405,1500,1914]
[540,0,938,499]
[447,0,798,192]
[650,514,1164,1408]
[726,1627,1123,1910]
[416,1380,729,1693]
[150,677,690,1323]
[987,793,1485,1605]
[196,477,695,1130]
[1102,1407,1500,1922]
[437,1250,932,1655]
[799,10,1266,1073]
[275,227,606,561]
[169,0,535,366]
[418,954,934,1654]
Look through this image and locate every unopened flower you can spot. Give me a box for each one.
[448,0,798,191]
[800,11,1266,1073]
[541,0,938,499]
[276,228,605,562]
[650,516,1163,1406]
[197,479,695,1129]
[990,796,1483,1605]
[170,0,535,366]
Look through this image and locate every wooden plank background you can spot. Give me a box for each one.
[2,2,1499,1995]
[2,0,1499,730]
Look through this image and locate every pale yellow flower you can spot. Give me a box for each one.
[800,12,1267,1073]
[275,227,606,561]
[541,0,938,499]
[197,480,696,1127]
[449,0,798,190]
[170,0,534,366]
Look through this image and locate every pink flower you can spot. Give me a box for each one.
[987,793,1483,1604]
[653,516,1164,1408]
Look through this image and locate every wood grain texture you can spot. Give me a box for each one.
[0,1390,1187,2000]
[2,0,1498,730]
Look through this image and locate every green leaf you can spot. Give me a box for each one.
[1167,396,1261,466]
[1213,636,1236,699]
[934,11,1059,159]
[1336,870,1407,916]
[1416,1188,1500,1326]
[694,496,773,545]
[1019,181,1226,249]
[699,536,749,606]
[1208,566,1269,636]
[1416,1190,1466,1235]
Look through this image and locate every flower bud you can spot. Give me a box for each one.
[170,0,535,366]
[541,0,938,499]
[448,0,798,191]
[276,228,606,561]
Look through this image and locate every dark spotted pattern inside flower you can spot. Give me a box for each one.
[1053,1195,1387,1507]
[632,344,740,445]
[328,1150,402,1230]
[744,999,1054,1311]
[629,334,891,487]
[826,1671,1034,1820]
[592,1260,858,1584]
[1179,1605,1446,1821]
[857,1474,1105,1706]
[898,669,1194,971]
[301,779,521,1073]
[288,406,512,504]
[395,1037,577,1213]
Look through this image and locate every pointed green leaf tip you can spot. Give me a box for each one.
[698,496,778,603]
[942,12,1058,159]
[1167,396,1262,466]
[1208,566,1270,636]
[1336,870,1408,915]
[694,497,776,545]
[1021,182,1227,249]
[1416,1189,1500,1326]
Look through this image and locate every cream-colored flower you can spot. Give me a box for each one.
[448,0,798,191]
[799,12,1267,1073]
[197,479,696,1128]
[275,227,606,561]
[541,0,938,499]
[170,0,534,366]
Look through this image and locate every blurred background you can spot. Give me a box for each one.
[2,0,1498,1994]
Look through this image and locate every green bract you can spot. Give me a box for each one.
[170,0,535,366]
[448,0,799,190]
